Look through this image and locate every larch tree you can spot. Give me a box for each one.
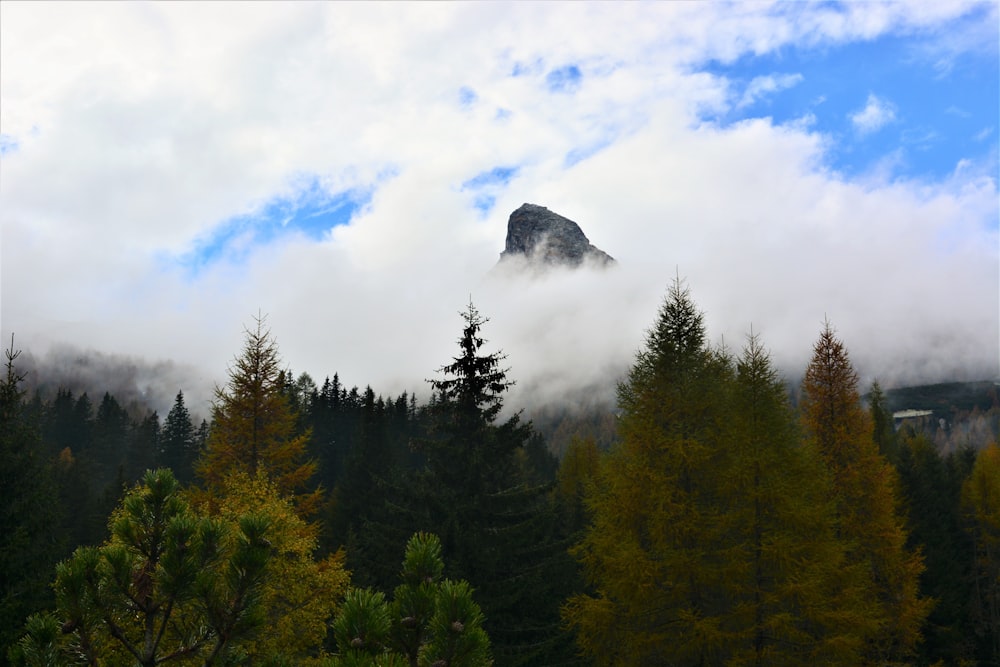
[200,470,350,663]
[720,334,874,665]
[565,278,734,666]
[800,322,930,664]
[565,282,874,665]
[196,315,321,517]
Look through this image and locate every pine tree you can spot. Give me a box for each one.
[800,322,930,663]
[326,532,492,667]
[92,392,129,481]
[196,314,320,516]
[12,469,274,666]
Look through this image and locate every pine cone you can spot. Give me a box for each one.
[350,637,365,648]
[450,620,465,633]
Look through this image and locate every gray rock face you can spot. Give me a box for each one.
[499,203,614,267]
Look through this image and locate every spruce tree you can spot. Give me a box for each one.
[375,301,568,666]
[0,337,62,660]
[160,391,196,484]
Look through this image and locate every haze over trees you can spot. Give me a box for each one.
[4,283,999,666]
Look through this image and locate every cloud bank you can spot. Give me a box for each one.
[1,2,997,415]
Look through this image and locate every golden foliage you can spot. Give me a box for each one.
[800,321,931,663]
[200,470,350,662]
[196,314,322,517]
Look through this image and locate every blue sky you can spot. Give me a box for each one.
[700,12,998,182]
[1,2,997,407]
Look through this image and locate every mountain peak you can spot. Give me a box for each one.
[498,203,614,268]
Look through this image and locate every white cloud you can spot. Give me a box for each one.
[1,2,996,416]
[737,73,804,109]
[849,93,898,134]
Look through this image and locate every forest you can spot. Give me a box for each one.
[2,280,999,666]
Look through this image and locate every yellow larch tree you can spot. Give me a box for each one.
[800,321,930,664]
[196,314,321,517]
[204,470,349,663]
[565,281,872,665]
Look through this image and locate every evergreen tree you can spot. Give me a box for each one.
[962,442,1000,662]
[896,430,977,663]
[11,469,274,666]
[800,322,930,663]
[125,410,160,483]
[868,380,898,464]
[0,337,62,662]
[92,392,129,485]
[325,532,491,667]
[196,314,320,516]
[160,391,197,484]
[369,301,568,666]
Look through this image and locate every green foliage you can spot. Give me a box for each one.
[962,442,1000,662]
[12,469,274,666]
[0,337,63,662]
[896,431,978,663]
[160,391,197,484]
[7,613,62,667]
[326,532,491,667]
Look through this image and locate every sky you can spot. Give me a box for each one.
[1,1,998,416]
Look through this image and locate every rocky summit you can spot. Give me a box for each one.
[498,203,615,268]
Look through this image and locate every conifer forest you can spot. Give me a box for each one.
[3,280,999,666]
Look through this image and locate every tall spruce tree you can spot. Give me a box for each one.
[800,322,930,663]
[565,282,874,665]
[383,301,569,666]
